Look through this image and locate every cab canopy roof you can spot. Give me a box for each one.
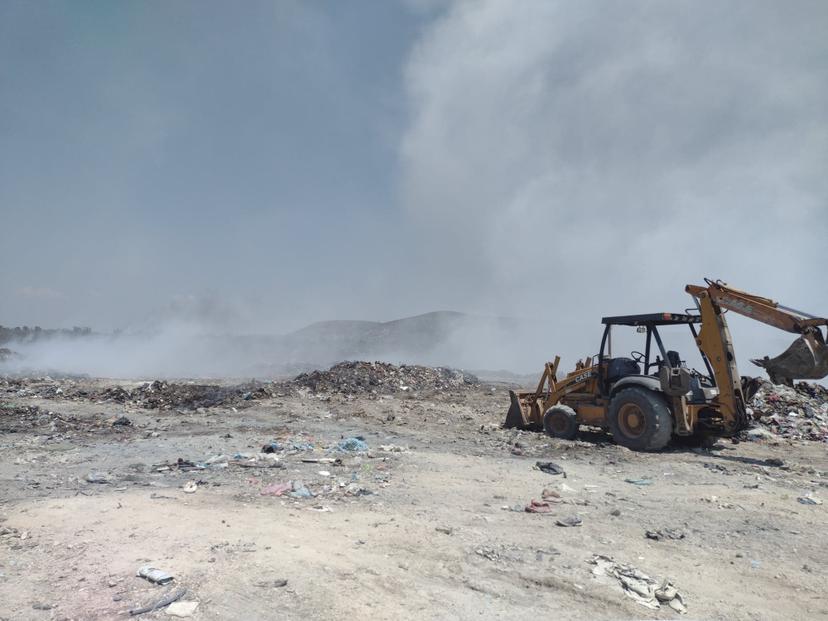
[601,313,702,327]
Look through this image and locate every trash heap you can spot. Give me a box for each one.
[1,377,271,410]
[0,402,127,435]
[747,379,828,441]
[100,380,271,410]
[290,361,478,395]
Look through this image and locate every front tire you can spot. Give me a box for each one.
[607,387,673,451]
[543,404,579,440]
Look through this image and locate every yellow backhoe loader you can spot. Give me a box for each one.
[505,279,828,451]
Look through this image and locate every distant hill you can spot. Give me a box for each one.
[0,311,555,379]
[278,311,470,362]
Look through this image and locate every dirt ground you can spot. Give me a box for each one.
[1,376,827,620]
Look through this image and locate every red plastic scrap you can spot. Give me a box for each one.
[525,499,554,514]
[260,482,292,497]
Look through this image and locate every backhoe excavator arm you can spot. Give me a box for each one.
[686,280,828,335]
[685,283,748,433]
[686,279,828,432]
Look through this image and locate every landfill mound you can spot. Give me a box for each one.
[99,380,272,410]
[0,402,127,435]
[1,377,271,411]
[291,361,479,395]
[748,379,828,441]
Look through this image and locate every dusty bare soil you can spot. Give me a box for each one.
[1,376,827,620]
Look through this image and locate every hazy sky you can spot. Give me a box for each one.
[2,1,826,360]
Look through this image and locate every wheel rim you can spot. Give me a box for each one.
[618,403,646,438]
[548,413,569,434]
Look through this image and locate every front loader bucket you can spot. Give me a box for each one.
[505,390,530,429]
[751,333,828,385]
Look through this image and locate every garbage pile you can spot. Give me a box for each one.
[1,377,271,410]
[98,380,271,410]
[291,361,478,395]
[0,402,126,435]
[747,379,828,441]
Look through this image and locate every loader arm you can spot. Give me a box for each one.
[505,355,599,429]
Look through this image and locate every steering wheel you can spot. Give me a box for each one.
[630,351,646,364]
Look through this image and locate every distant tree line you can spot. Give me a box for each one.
[0,325,93,345]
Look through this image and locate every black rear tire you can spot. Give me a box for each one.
[607,387,673,451]
[543,404,579,440]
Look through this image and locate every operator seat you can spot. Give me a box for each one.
[606,357,640,383]
[666,350,682,368]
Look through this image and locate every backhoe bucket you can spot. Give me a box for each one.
[505,390,530,429]
[751,332,828,385]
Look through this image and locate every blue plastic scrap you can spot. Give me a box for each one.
[336,437,369,452]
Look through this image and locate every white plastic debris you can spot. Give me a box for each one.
[166,601,199,617]
[590,555,686,613]
[137,565,174,585]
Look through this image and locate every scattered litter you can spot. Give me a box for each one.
[182,481,198,494]
[744,427,778,441]
[301,457,338,464]
[318,470,331,477]
[555,516,582,527]
[264,438,315,452]
[204,454,229,468]
[535,461,567,477]
[85,472,110,484]
[590,555,686,613]
[165,601,199,617]
[137,565,174,585]
[129,587,186,616]
[153,458,204,473]
[559,483,576,493]
[475,547,500,562]
[254,579,288,588]
[525,499,554,514]
[542,488,561,500]
[797,494,823,505]
[335,437,369,452]
[378,444,408,452]
[624,478,653,486]
[435,526,454,535]
[289,481,313,499]
[344,483,373,497]
[112,416,132,427]
[260,482,292,497]
[645,529,686,541]
[230,454,285,469]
